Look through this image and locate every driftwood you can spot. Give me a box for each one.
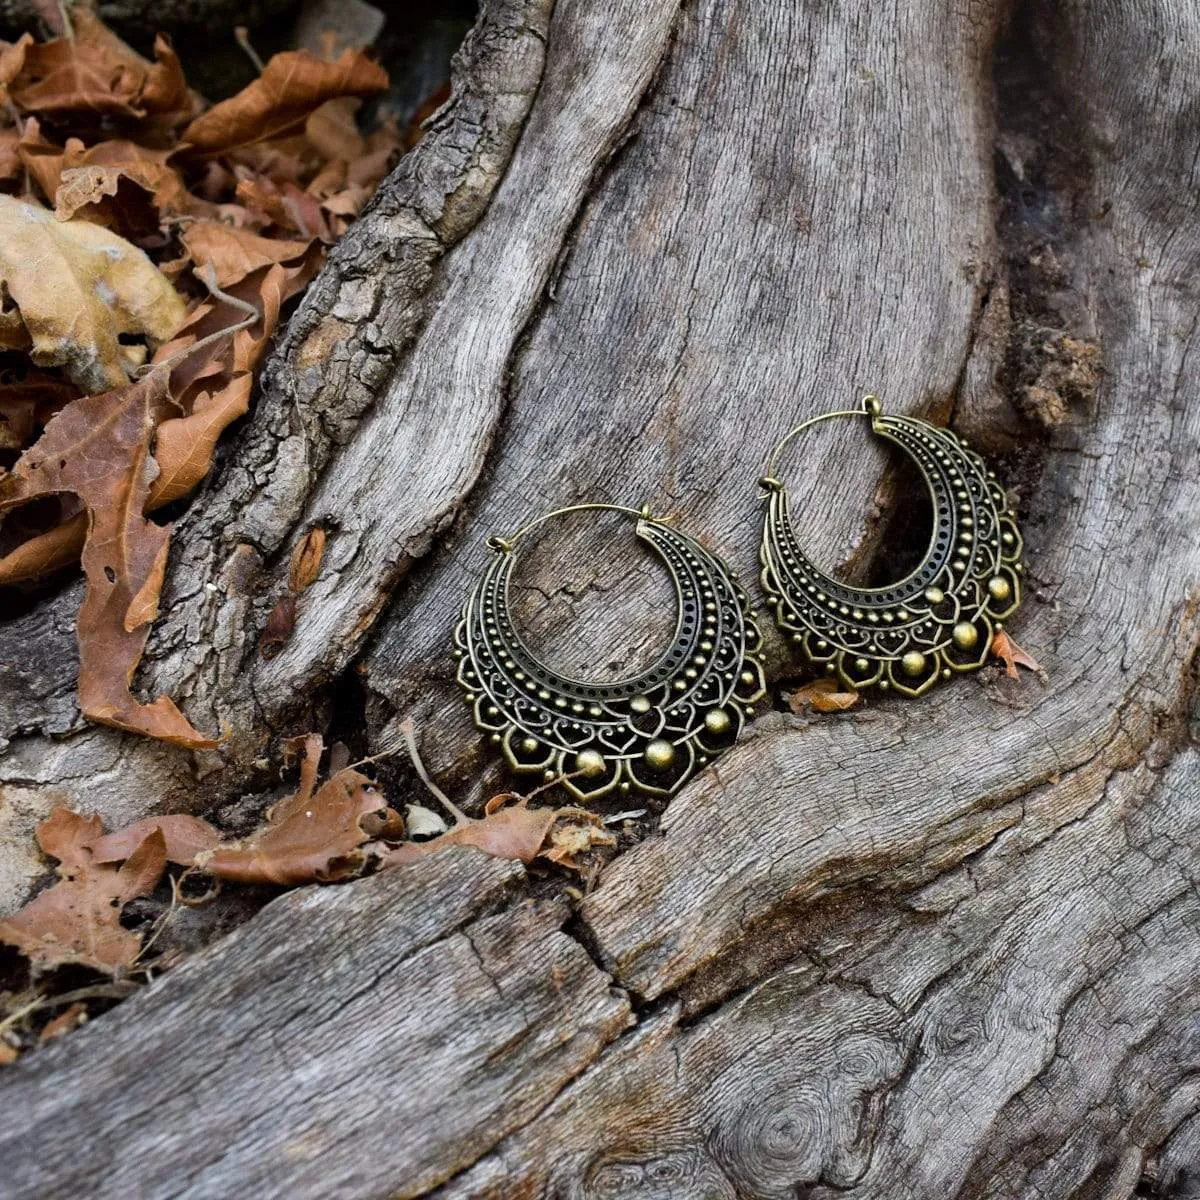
[3,0,1200,1196]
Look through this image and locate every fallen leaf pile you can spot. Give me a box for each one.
[0,722,624,1060]
[0,9,406,744]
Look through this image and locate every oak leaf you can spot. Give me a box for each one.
[0,195,186,393]
[0,808,167,975]
[197,734,401,885]
[181,48,388,155]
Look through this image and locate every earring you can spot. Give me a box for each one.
[454,503,765,800]
[759,394,1023,696]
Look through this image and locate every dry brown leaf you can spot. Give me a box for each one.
[289,526,325,594]
[788,677,862,713]
[139,35,197,127]
[7,12,192,127]
[0,34,32,104]
[91,814,221,866]
[380,797,557,868]
[198,735,398,885]
[8,10,147,120]
[180,220,313,288]
[0,1039,18,1065]
[0,371,75,450]
[0,127,22,188]
[539,811,618,870]
[0,195,186,393]
[39,1002,87,1042]
[235,173,332,240]
[181,48,388,156]
[0,370,216,746]
[150,371,253,507]
[305,96,366,162]
[0,255,319,588]
[0,513,84,585]
[16,118,65,204]
[0,809,166,975]
[990,629,1042,679]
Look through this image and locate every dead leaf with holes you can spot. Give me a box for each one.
[0,808,166,975]
[788,677,862,713]
[0,195,186,393]
[0,255,320,588]
[196,734,403,885]
[990,629,1043,680]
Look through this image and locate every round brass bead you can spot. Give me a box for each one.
[704,709,732,736]
[643,739,676,770]
[988,575,1012,603]
[520,736,540,755]
[574,749,606,778]
[952,622,979,651]
[901,650,927,677]
[854,657,870,673]
[629,695,652,714]
[925,587,945,605]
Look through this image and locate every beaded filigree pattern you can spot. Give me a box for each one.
[455,517,765,799]
[760,410,1024,696]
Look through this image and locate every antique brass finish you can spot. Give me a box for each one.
[759,395,1024,696]
[454,503,766,800]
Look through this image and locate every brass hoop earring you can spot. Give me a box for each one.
[454,503,766,800]
[759,394,1024,697]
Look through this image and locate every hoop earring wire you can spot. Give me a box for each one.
[759,394,1024,696]
[456,503,765,799]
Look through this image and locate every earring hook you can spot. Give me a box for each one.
[489,501,665,552]
[759,393,883,492]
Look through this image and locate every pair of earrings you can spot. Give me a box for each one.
[453,395,1024,800]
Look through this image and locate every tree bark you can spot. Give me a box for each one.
[2,0,1200,1196]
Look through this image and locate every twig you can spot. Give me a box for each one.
[133,870,182,965]
[234,26,265,74]
[399,717,471,825]
[0,980,138,1036]
[138,266,259,381]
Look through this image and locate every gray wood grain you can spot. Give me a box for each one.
[0,848,632,1199]
[2,0,1199,1194]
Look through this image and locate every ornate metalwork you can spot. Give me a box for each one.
[454,504,766,800]
[759,394,1024,696]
